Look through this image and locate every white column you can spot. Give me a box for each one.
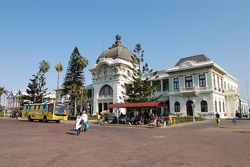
[161,80,163,93]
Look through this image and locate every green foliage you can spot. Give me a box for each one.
[0,87,8,106]
[196,114,206,121]
[63,47,84,96]
[23,72,46,103]
[39,60,50,74]
[125,43,159,103]
[39,60,50,102]
[63,47,89,114]
[55,60,63,73]
[55,61,64,102]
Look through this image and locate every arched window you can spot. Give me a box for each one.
[219,101,221,112]
[201,101,208,112]
[223,102,225,112]
[215,101,217,113]
[99,85,113,96]
[174,102,180,112]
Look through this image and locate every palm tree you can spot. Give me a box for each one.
[39,60,50,103]
[55,61,63,103]
[0,87,8,106]
[68,84,81,116]
[77,56,88,113]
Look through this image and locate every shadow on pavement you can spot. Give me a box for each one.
[65,132,76,136]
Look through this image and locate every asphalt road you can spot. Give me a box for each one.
[0,118,250,167]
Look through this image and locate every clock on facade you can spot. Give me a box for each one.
[104,67,108,75]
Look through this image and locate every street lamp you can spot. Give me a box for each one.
[87,103,90,115]
[191,99,196,122]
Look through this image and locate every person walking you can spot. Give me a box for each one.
[81,111,88,131]
[216,112,220,126]
[233,111,240,124]
[76,113,82,136]
[97,114,101,124]
[167,114,172,126]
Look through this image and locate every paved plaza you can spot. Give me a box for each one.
[0,118,250,167]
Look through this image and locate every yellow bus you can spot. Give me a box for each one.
[22,103,68,123]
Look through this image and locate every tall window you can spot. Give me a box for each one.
[223,102,225,112]
[201,101,208,112]
[99,85,113,96]
[224,82,226,90]
[219,101,221,112]
[173,78,179,90]
[217,76,220,89]
[213,75,216,88]
[163,79,168,91]
[221,78,223,89]
[185,76,193,88]
[215,101,217,112]
[199,74,206,87]
[174,102,180,112]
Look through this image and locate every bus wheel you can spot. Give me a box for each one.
[28,116,33,121]
[43,116,47,123]
[56,120,60,123]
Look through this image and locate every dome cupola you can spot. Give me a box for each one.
[96,35,139,64]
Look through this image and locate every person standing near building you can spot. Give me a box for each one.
[97,114,101,124]
[81,111,88,131]
[167,114,172,126]
[76,113,82,136]
[216,112,220,126]
[233,111,240,124]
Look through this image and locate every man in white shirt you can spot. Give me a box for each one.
[81,111,88,131]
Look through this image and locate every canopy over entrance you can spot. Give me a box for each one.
[7,107,23,110]
[108,101,167,109]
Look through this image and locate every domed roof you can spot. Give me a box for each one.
[96,35,139,64]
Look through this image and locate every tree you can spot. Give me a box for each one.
[63,47,84,115]
[0,87,8,106]
[125,43,159,103]
[68,84,81,116]
[77,56,88,113]
[39,60,50,103]
[55,61,64,103]
[23,72,45,103]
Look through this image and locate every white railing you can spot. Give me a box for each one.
[98,95,113,99]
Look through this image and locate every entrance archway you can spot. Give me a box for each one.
[186,100,193,116]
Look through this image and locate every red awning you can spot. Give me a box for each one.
[7,107,23,110]
[108,101,167,109]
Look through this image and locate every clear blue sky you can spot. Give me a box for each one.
[0,0,250,105]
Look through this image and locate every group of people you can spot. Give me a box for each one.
[75,111,88,136]
[97,114,110,124]
[215,110,241,126]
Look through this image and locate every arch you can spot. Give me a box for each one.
[186,100,193,116]
[99,85,113,96]
[201,100,208,112]
[174,102,180,112]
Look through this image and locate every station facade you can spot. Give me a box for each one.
[85,35,247,118]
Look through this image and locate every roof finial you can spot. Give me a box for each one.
[115,34,121,46]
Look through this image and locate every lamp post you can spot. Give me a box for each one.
[87,103,90,115]
[192,99,196,122]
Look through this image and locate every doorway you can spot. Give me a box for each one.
[186,100,193,116]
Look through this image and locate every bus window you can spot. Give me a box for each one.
[34,105,36,109]
[38,105,41,109]
[54,105,67,116]
[49,104,53,113]
[25,106,28,109]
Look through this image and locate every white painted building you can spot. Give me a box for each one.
[85,35,246,118]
